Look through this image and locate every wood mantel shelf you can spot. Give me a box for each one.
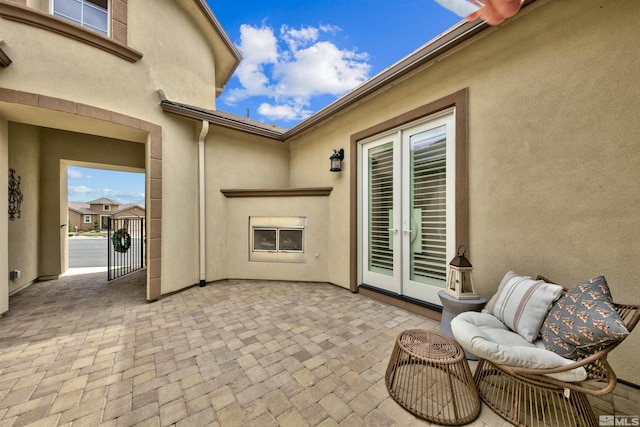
[220,187,333,198]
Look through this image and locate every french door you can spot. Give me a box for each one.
[360,109,455,305]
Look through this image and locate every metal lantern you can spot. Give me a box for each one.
[445,246,479,299]
[330,148,345,172]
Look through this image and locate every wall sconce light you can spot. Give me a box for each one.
[8,168,23,221]
[445,245,479,299]
[330,148,345,172]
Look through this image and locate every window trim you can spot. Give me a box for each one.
[0,1,142,63]
[249,217,307,263]
[252,227,304,254]
[83,215,92,223]
[349,88,468,292]
[103,204,111,211]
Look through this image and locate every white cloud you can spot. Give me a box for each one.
[69,185,92,194]
[68,186,145,204]
[257,102,313,121]
[274,41,370,98]
[68,168,91,179]
[319,24,340,34]
[281,25,319,51]
[223,22,370,123]
[239,24,279,64]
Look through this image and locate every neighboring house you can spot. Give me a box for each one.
[2,0,639,384]
[68,199,145,231]
[68,202,98,231]
[113,203,146,220]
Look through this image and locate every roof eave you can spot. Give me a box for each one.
[160,100,286,141]
[192,0,242,92]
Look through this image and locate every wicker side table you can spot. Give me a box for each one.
[385,330,480,425]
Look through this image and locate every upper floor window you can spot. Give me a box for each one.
[103,204,111,211]
[52,0,109,37]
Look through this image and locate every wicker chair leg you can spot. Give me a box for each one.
[474,359,598,427]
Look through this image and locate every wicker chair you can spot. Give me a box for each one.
[474,300,640,427]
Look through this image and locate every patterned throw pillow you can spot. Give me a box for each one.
[540,275,629,360]
[483,271,564,342]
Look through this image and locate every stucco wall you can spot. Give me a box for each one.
[129,0,219,109]
[289,0,640,383]
[289,123,351,289]
[7,123,40,293]
[0,0,232,298]
[204,126,290,282]
[225,197,329,282]
[1,1,218,118]
[114,207,145,219]
[0,118,8,314]
[156,119,200,292]
[68,210,91,232]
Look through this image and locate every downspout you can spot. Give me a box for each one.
[198,120,209,287]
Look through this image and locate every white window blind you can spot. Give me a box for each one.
[368,142,394,276]
[410,126,447,284]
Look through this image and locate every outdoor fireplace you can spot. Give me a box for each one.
[249,216,306,263]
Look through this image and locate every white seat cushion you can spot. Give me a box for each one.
[483,271,564,342]
[451,311,587,382]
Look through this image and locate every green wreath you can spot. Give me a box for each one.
[112,228,131,253]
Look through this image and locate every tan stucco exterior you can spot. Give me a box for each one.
[7,123,40,294]
[2,0,639,384]
[0,118,7,313]
[68,195,145,233]
[1,0,240,301]
[68,209,92,232]
[114,205,145,219]
[204,126,291,283]
[283,0,640,383]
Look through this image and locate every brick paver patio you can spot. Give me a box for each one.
[0,270,637,426]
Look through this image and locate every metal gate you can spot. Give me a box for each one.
[107,217,145,281]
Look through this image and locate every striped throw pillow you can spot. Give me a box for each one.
[483,271,564,342]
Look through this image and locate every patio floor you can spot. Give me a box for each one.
[0,271,637,426]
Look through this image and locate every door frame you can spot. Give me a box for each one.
[349,89,469,300]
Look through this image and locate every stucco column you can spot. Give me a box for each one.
[0,118,9,314]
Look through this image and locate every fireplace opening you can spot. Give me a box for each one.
[249,217,306,263]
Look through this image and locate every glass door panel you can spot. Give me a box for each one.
[362,139,401,294]
[410,126,447,285]
[402,114,455,304]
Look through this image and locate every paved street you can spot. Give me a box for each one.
[68,236,143,268]
[68,237,108,267]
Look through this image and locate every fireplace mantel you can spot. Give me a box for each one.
[220,187,333,198]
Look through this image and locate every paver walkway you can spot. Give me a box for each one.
[0,271,637,426]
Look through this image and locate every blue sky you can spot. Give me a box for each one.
[211,0,462,128]
[68,167,145,204]
[68,1,465,204]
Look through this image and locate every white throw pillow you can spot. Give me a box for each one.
[483,271,564,342]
